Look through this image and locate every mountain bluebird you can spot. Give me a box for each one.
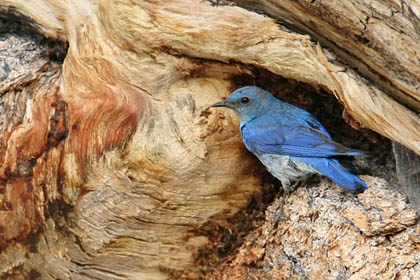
[211,86,368,194]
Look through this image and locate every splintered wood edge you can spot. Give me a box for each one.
[233,0,420,110]
[3,0,420,155]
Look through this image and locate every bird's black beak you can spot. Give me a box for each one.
[211,101,230,108]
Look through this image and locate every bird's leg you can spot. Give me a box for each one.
[274,182,290,222]
[274,189,288,222]
[275,180,301,222]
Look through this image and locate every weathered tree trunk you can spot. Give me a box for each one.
[0,0,419,279]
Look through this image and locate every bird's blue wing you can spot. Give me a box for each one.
[241,123,365,158]
[296,157,368,191]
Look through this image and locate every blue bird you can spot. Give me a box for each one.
[211,86,368,194]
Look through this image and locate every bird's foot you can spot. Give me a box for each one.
[289,181,301,193]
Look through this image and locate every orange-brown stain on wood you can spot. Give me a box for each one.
[0,27,146,248]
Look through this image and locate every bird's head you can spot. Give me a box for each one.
[211,86,276,123]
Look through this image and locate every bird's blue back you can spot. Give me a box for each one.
[242,99,332,136]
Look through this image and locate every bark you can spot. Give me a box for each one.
[0,0,419,279]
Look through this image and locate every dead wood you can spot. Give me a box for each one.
[0,0,419,279]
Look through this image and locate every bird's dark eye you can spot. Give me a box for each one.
[241,97,250,104]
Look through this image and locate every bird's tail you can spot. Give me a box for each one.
[304,158,368,191]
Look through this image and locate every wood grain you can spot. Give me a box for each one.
[0,0,419,279]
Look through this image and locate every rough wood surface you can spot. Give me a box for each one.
[0,0,419,279]
[207,177,420,280]
[394,142,420,213]
[234,0,420,111]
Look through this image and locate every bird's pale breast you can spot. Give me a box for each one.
[255,153,318,191]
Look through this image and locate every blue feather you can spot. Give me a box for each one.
[296,157,368,191]
[241,118,365,158]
